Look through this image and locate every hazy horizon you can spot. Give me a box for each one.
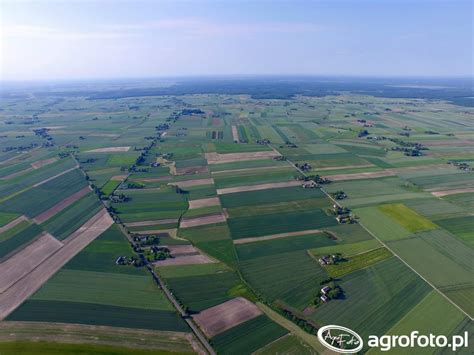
[1,0,472,81]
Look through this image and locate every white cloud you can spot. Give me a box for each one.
[103,18,325,37]
[1,24,137,40]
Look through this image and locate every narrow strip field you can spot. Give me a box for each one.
[31,158,58,169]
[206,151,279,164]
[193,298,263,337]
[324,170,395,181]
[0,215,28,234]
[125,218,179,227]
[231,125,239,142]
[0,209,113,319]
[170,178,215,188]
[0,233,63,293]
[32,166,78,188]
[233,229,323,245]
[86,146,130,153]
[180,213,227,228]
[188,197,221,209]
[217,180,300,195]
[33,186,91,224]
[431,187,474,197]
[0,321,200,354]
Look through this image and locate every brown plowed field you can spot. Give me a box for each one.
[192,298,262,337]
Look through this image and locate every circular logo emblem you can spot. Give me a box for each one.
[317,325,364,353]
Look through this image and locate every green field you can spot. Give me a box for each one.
[31,269,174,311]
[311,257,431,340]
[240,250,329,310]
[374,291,468,355]
[236,233,336,260]
[324,247,393,278]
[0,342,189,355]
[0,223,43,259]
[378,203,438,232]
[211,315,288,355]
[42,193,102,240]
[164,271,241,312]
[1,80,473,354]
[228,209,337,240]
[7,300,188,332]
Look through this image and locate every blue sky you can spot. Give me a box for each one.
[1,0,472,80]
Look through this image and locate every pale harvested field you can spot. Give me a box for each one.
[0,209,113,320]
[138,176,173,182]
[154,254,215,267]
[154,245,216,266]
[315,164,374,171]
[180,213,226,228]
[234,229,323,245]
[169,178,214,188]
[1,167,34,180]
[211,165,289,175]
[32,166,78,188]
[205,151,279,165]
[388,164,451,173]
[431,187,474,197]
[33,186,91,223]
[0,215,28,234]
[231,125,239,142]
[176,166,209,175]
[217,180,301,195]
[0,322,202,354]
[192,297,262,337]
[422,140,474,147]
[85,146,130,153]
[125,218,178,227]
[31,157,58,169]
[188,197,220,209]
[41,126,66,130]
[88,133,120,137]
[0,233,63,294]
[129,228,177,235]
[110,175,128,181]
[324,170,396,181]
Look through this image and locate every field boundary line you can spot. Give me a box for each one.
[355,219,474,321]
[0,215,29,234]
[233,229,323,245]
[280,149,474,321]
[32,165,78,188]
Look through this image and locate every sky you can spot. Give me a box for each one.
[0,0,472,80]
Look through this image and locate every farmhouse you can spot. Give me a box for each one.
[320,295,329,303]
[321,286,331,294]
[302,180,317,188]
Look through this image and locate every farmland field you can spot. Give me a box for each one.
[0,76,472,354]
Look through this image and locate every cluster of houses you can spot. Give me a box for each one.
[295,162,312,172]
[448,161,472,172]
[331,190,347,200]
[273,155,287,161]
[256,138,271,145]
[301,180,317,189]
[285,141,298,148]
[115,255,145,267]
[144,246,171,262]
[132,234,160,247]
[318,253,343,266]
[356,119,373,127]
[334,204,355,224]
[320,286,331,303]
[109,193,129,203]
